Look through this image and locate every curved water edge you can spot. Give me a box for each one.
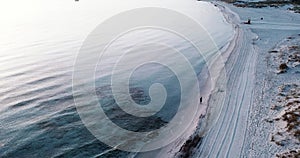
[163,2,241,158]
[133,2,239,157]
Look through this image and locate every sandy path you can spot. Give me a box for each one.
[193,2,300,157]
[192,2,258,157]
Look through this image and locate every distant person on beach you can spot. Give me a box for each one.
[243,18,251,24]
[247,18,251,24]
[200,97,203,104]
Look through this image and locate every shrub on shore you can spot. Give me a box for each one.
[279,63,288,70]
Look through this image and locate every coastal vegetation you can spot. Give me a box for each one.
[222,0,300,13]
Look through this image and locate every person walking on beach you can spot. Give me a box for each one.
[243,18,251,24]
[200,97,203,104]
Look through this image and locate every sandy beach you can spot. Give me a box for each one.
[146,1,300,157]
[176,1,300,157]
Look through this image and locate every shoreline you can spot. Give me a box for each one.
[192,1,259,157]
[192,1,300,157]
[173,1,243,156]
[133,2,240,158]
[135,1,300,157]
[157,2,242,157]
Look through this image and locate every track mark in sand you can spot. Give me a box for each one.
[207,30,247,156]
[196,25,257,158]
[225,37,256,158]
[214,29,252,157]
[218,51,250,157]
[197,8,242,156]
[190,3,258,157]
[196,27,247,157]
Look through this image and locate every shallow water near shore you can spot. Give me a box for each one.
[0,0,233,157]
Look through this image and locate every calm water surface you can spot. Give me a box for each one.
[0,0,233,157]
